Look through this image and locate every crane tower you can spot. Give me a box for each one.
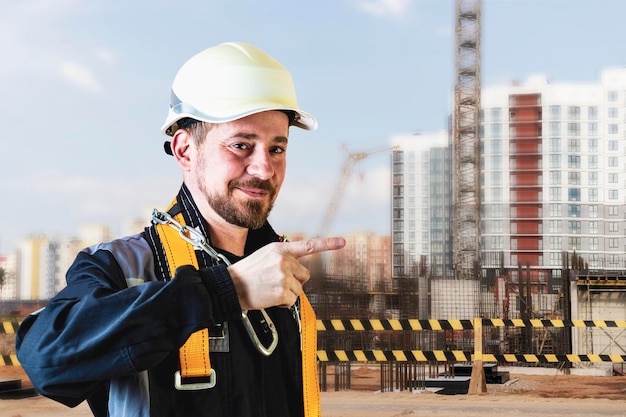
[453,0,482,280]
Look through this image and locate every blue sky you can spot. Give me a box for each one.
[1,0,625,253]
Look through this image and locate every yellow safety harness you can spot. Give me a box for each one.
[153,200,320,416]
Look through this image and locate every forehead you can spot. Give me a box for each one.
[210,111,290,141]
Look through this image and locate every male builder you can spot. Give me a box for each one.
[16,41,345,417]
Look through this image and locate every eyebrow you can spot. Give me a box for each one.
[231,132,289,144]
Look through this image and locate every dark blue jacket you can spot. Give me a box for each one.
[16,185,304,417]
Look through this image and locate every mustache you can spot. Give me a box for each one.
[229,179,275,194]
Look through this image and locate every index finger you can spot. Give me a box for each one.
[284,237,346,259]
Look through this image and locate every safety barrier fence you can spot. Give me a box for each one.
[3,319,626,365]
[315,318,626,391]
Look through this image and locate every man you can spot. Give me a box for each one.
[16,41,345,417]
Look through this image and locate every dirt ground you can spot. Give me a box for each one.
[2,365,626,416]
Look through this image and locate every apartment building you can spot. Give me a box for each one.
[481,68,626,279]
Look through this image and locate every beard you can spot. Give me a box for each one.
[199,178,276,230]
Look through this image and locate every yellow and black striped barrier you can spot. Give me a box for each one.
[482,318,626,328]
[316,318,626,331]
[316,350,626,363]
[1,320,20,334]
[0,320,21,366]
[4,319,626,366]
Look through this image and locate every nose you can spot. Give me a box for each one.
[246,149,274,180]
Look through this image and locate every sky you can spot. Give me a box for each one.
[1,0,626,254]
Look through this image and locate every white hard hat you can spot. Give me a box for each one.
[161,42,317,140]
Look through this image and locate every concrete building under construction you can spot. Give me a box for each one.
[309,66,626,365]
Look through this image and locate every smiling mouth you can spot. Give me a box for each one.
[237,187,268,199]
[230,179,274,200]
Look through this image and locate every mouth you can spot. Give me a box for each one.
[236,187,269,199]
[231,179,275,200]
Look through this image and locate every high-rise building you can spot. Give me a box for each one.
[390,131,454,280]
[17,236,59,301]
[481,68,626,280]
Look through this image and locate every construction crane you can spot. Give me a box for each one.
[317,144,398,237]
[453,0,482,281]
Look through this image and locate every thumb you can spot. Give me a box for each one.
[283,237,346,259]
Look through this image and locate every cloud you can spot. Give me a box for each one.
[352,0,413,19]
[58,61,103,93]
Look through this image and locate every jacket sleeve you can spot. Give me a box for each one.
[15,242,240,407]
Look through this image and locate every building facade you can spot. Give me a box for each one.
[481,68,626,279]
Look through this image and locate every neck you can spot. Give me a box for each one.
[206,220,248,257]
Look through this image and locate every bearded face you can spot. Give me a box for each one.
[198,176,277,230]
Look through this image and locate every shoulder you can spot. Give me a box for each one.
[73,233,159,285]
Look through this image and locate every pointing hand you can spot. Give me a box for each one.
[227,237,346,310]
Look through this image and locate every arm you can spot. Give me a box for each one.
[16,243,240,407]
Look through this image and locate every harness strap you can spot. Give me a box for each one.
[155,199,213,384]
[154,197,320,413]
[300,292,320,417]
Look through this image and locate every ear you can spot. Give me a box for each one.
[170,129,193,171]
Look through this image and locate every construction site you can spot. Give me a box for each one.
[304,0,626,394]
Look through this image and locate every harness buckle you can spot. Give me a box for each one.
[174,369,217,390]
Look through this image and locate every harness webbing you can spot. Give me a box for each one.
[155,201,213,382]
[300,292,320,417]
[154,198,320,414]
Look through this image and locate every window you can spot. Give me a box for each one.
[568,204,581,217]
[568,106,580,120]
[550,154,561,168]
[609,190,619,200]
[609,173,618,183]
[568,221,581,234]
[491,155,502,169]
[549,171,561,185]
[491,108,502,122]
[491,124,502,138]
[549,220,562,233]
[549,122,561,136]
[589,221,598,234]
[609,222,619,233]
[549,187,561,201]
[549,203,561,216]
[568,237,581,250]
[549,105,561,120]
[608,157,618,167]
[568,188,580,201]
[588,155,598,169]
[608,91,618,102]
[609,124,618,134]
[609,140,618,151]
[491,171,502,185]
[588,188,598,202]
[589,237,599,251]
[567,138,580,152]
[492,220,503,233]
[492,139,502,154]
[609,238,619,249]
[568,172,581,185]
[588,106,598,120]
[608,108,619,118]
[588,123,598,137]
[588,138,598,151]
[568,123,580,136]
[608,206,619,216]
[549,236,561,250]
[589,172,598,185]
[589,205,598,218]
[549,138,561,152]
[567,155,580,168]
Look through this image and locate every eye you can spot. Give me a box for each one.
[270,146,286,154]
[232,143,251,151]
